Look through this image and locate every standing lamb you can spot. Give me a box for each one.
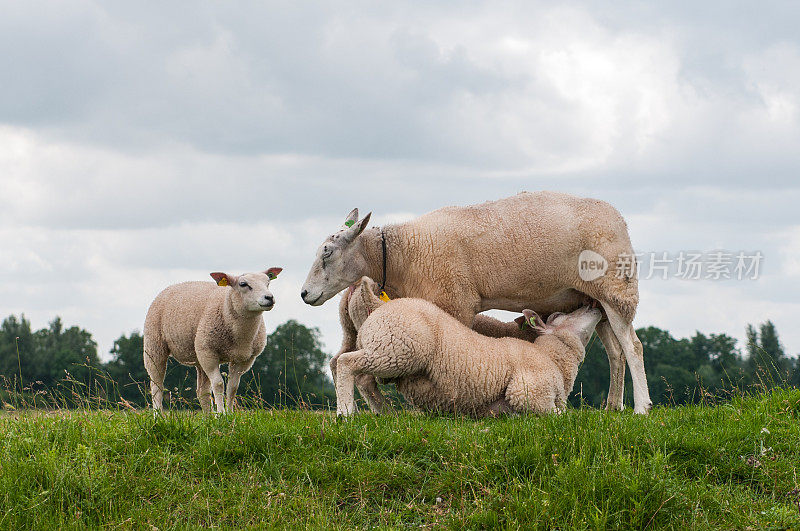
[333,277,538,413]
[144,268,282,413]
[334,277,603,417]
[301,191,652,413]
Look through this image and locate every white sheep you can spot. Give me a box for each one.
[301,191,652,413]
[143,268,282,413]
[334,277,603,417]
[332,277,538,413]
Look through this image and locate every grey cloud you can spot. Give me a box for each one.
[0,1,797,177]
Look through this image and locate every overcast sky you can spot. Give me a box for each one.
[2,1,799,363]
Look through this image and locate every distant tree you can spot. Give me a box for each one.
[32,317,100,387]
[746,321,791,387]
[104,332,148,405]
[0,315,35,392]
[690,332,744,392]
[241,320,335,408]
[791,357,800,388]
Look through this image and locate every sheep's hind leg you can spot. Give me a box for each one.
[601,303,652,414]
[335,350,369,417]
[195,367,212,413]
[143,340,168,411]
[595,319,626,411]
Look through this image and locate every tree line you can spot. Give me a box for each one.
[0,315,334,409]
[0,313,797,410]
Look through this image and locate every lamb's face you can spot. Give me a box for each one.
[301,209,371,306]
[211,268,282,312]
[547,306,603,347]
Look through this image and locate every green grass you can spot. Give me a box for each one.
[1,390,799,530]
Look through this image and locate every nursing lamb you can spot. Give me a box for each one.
[334,279,602,417]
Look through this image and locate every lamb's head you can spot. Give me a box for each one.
[348,276,385,329]
[211,268,282,312]
[521,305,602,347]
[301,208,372,306]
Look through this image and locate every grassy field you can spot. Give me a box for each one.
[0,390,799,530]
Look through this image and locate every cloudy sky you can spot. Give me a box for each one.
[2,1,799,363]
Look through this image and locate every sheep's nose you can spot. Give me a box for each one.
[264,295,274,305]
[300,289,308,301]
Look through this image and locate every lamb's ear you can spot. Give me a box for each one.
[210,272,235,287]
[359,276,373,291]
[359,276,383,304]
[514,315,527,330]
[344,212,371,241]
[265,267,283,280]
[522,309,549,334]
[343,208,359,228]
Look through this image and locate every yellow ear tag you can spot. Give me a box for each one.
[217,277,228,287]
[379,291,391,302]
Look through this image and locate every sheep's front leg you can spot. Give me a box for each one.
[226,358,256,411]
[335,350,367,417]
[198,351,226,414]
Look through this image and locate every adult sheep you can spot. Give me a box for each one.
[301,191,652,413]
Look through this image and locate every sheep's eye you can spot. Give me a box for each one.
[239,281,249,288]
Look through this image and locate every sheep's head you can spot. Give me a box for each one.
[301,208,371,306]
[348,276,385,329]
[211,268,282,312]
[520,306,602,347]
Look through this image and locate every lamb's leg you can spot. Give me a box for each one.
[329,353,339,386]
[354,374,387,414]
[335,350,367,417]
[195,367,212,413]
[595,320,626,411]
[505,371,557,414]
[197,352,226,414]
[601,303,652,414]
[143,339,168,411]
[226,358,255,411]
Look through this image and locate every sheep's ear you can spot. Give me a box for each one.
[343,208,359,228]
[344,212,371,241]
[210,272,234,287]
[265,267,283,280]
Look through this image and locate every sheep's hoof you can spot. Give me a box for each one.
[633,402,653,415]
